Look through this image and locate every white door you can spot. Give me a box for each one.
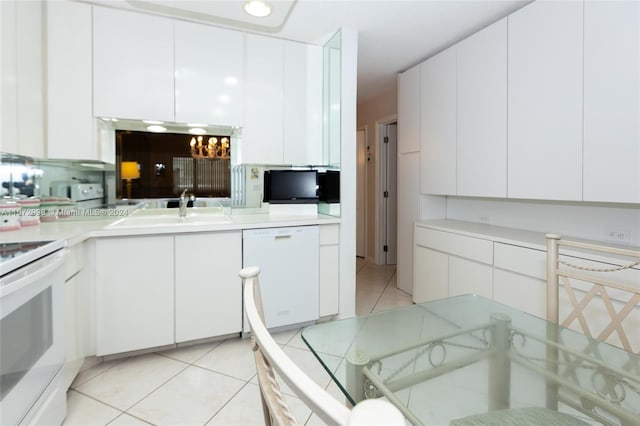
[383,123,398,264]
[356,129,366,258]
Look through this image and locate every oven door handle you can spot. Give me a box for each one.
[0,250,67,299]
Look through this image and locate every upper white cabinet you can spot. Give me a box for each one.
[283,41,322,165]
[1,0,44,157]
[174,21,244,127]
[46,0,95,160]
[242,34,284,164]
[93,7,175,122]
[456,19,507,198]
[507,1,583,201]
[583,0,640,203]
[242,34,322,165]
[420,48,457,195]
[397,64,421,154]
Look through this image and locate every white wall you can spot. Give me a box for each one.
[445,197,640,246]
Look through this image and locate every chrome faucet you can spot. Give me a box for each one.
[179,189,191,218]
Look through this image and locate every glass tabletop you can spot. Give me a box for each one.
[301,295,640,425]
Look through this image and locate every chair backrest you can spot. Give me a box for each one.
[546,234,640,353]
[240,266,405,426]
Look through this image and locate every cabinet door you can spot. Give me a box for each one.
[242,34,284,164]
[397,64,420,154]
[175,232,242,343]
[319,224,340,316]
[1,0,18,154]
[93,7,174,121]
[397,152,421,294]
[95,236,174,355]
[583,1,640,203]
[46,0,95,160]
[448,256,493,299]
[457,19,507,198]
[283,41,323,165]
[413,246,448,303]
[493,269,546,318]
[13,0,44,157]
[174,22,244,127]
[507,1,583,201]
[420,48,456,195]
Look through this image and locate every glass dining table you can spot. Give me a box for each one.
[301,295,639,425]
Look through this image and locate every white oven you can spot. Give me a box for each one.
[1,242,67,425]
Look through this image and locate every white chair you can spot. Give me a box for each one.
[546,234,640,353]
[240,266,405,426]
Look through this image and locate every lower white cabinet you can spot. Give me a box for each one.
[95,236,174,356]
[413,246,448,303]
[449,257,493,299]
[63,244,86,389]
[493,242,547,318]
[175,232,242,343]
[319,224,340,316]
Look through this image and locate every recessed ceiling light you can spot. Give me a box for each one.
[244,0,271,17]
[147,125,167,133]
[189,127,207,135]
[143,120,164,125]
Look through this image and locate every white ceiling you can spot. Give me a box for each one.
[93,0,531,105]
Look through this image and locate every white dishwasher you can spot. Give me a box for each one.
[243,226,319,331]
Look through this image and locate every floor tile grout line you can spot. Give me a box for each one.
[202,380,254,426]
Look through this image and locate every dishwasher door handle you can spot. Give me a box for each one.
[275,235,292,240]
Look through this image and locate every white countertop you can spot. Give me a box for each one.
[0,212,341,247]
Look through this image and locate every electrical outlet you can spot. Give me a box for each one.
[479,216,489,224]
[605,230,631,244]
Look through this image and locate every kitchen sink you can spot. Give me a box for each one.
[108,209,232,228]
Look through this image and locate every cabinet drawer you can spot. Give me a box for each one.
[494,243,546,280]
[320,224,339,245]
[415,226,493,264]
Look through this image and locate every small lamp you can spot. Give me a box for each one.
[121,161,140,199]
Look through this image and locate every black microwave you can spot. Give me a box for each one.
[263,170,319,204]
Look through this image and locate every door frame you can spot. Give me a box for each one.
[374,114,398,265]
[356,127,367,258]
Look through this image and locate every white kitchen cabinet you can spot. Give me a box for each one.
[319,224,340,316]
[62,243,86,389]
[93,7,174,122]
[397,64,421,154]
[175,231,242,343]
[283,41,323,165]
[507,0,583,201]
[174,22,244,127]
[1,0,44,157]
[493,242,546,318]
[456,18,507,198]
[242,34,322,165]
[242,34,284,165]
[1,0,18,155]
[413,246,448,303]
[396,152,421,294]
[583,1,640,203]
[449,257,493,299]
[420,47,456,195]
[46,0,95,160]
[95,236,174,356]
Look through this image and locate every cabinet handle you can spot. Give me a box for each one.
[275,235,292,240]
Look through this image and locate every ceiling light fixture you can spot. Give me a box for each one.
[188,127,207,135]
[244,0,271,17]
[146,125,167,133]
[143,120,164,125]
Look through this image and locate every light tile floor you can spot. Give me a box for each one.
[63,259,412,426]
